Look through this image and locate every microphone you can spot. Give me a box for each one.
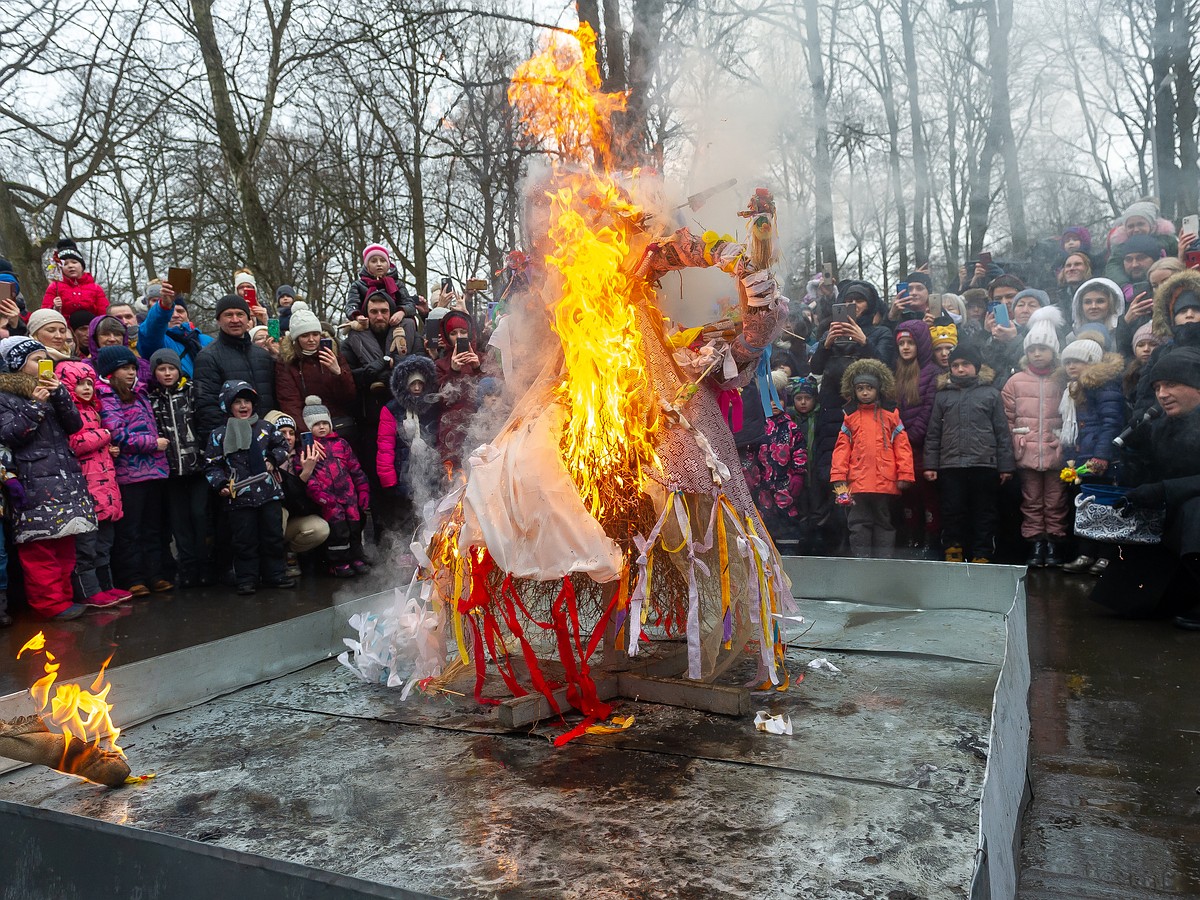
[1112,404,1162,448]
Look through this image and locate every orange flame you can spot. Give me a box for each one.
[509,25,660,520]
[18,632,124,759]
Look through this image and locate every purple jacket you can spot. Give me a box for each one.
[893,319,939,451]
[85,315,152,384]
[99,381,168,484]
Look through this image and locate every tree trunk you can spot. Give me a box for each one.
[619,0,664,168]
[873,8,908,276]
[190,0,285,289]
[0,178,49,303]
[601,0,626,94]
[1174,6,1198,215]
[804,0,837,268]
[1152,0,1179,221]
[899,0,930,265]
[991,0,1026,253]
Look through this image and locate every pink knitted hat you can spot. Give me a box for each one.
[362,243,390,265]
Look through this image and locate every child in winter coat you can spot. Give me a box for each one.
[893,319,941,551]
[830,359,915,559]
[1001,308,1069,568]
[787,376,827,554]
[147,348,210,588]
[1123,322,1165,406]
[0,337,97,619]
[345,244,417,355]
[923,344,1015,562]
[303,395,371,577]
[41,238,108,319]
[59,361,129,608]
[97,345,170,596]
[378,355,440,533]
[263,410,330,574]
[205,380,294,595]
[748,373,808,546]
[1058,339,1128,576]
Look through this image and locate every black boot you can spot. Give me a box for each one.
[1044,539,1065,567]
[1025,539,1047,568]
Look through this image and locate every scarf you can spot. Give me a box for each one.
[1058,385,1078,447]
[1027,361,1055,376]
[949,373,977,388]
[361,272,399,301]
[167,324,205,361]
[223,414,260,456]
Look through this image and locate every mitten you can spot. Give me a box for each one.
[1123,482,1166,508]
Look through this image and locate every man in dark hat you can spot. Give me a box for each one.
[193,294,276,442]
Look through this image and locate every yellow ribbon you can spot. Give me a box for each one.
[585,715,635,735]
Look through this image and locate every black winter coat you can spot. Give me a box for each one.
[193,332,277,442]
[1124,406,1200,555]
[924,368,1016,472]
[204,419,290,510]
[149,378,203,477]
[0,374,96,543]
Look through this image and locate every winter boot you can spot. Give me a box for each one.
[944,545,964,563]
[1025,539,1048,568]
[1044,540,1066,567]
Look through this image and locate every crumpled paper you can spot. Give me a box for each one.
[338,584,446,699]
[807,657,841,673]
[753,709,793,735]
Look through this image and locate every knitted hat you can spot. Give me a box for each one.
[1132,321,1164,351]
[249,326,270,342]
[0,257,19,296]
[929,323,958,348]
[219,379,257,412]
[1121,234,1161,258]
[1173,289,1200,317]
[0,337,44,373]
[55,238,85,265]
[1076,321,1110,349]
[1120,200,1158,231]
[144,283,163,304]
[1062,339,1103,364]
[789,375,818,397]
[1012,288,1050,310]
[852,369,881,389]
[287,301,321,337]
[407,368,428,387]
[264,410,297,430]
[1023,306,1063,354]
[362,243,390,265]
[233,271,257,291]
[1061,226,1092,251]
[905,272,932,291]
[68,309,95,331]
[27,308,68,337]
[96,345,137,377]
[302,394,331,428]
[275,284,297,301]
[173,298,188,312]
[149,348,182,372]
[1149,346,1200,389]
[948,343,982,370]
[215,294,251,318]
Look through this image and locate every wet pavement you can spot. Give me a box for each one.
[1018,568,1200,898]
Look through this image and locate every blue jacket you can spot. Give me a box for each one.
[1070,352,1127,463]
[138,301,214,379]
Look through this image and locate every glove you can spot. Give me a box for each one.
[1123,482,1166,508]
[5,477,28,510]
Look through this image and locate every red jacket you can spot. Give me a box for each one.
[830,404,915,495]
[41,273,108,319]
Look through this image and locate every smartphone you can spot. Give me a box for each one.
[466,277,488,292]
[301,432,314,448]
[832,302,853,324]
[822,262,834,279]
[929,294,943,318]
[992,302,1011,327]
[1186,250,1200,270]
[896,281,909,299]
[38,359,54,379]
[1131,280,1152,299]
[167,266,193,295]
[455,336,470,354]
[1183,214,1199,236]
[979,251,993,265]
[245,285,258,307]
[0,283,14,303]
[319,336,333,352]
[267,318,281,340]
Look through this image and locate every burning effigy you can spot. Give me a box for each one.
[343,25,794,731]
[0,632,132,787]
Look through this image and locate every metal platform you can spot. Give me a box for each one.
[0,558,1028,900]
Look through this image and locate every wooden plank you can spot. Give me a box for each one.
[496,675,619,729]
[616,673,750,717]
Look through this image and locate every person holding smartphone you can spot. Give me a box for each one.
[274,302,356,437]
[434,311,484,471]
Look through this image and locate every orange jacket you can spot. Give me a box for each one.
[830,405,915,495]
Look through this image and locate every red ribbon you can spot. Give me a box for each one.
[718,389,743,431]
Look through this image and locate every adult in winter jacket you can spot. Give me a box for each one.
[923,344,1015,562]
[97,345,170,595]
[345,244,418,354]
[86,314,152,383]
[138,287,213,379]
[1001,307,1069,567]
[204,380,293,594]
[194,295,277,442]
[434,310,484,469]
[831,359,915,558]
[893,319,940,550]
[275,302,356,430]
[148,348,210,588]
[27,309,76,365]
[58,361,128,607]
[1130,267,1200,416]
[0,337,96,618]
[41,238,108,319]
[1102,201,1177,285]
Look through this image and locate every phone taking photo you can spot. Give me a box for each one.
[991,302,1011,328]
[455,336,470,355]
[1183,214,1199,236]
[319,336,333,353]
[832,302,853,324]
[301,432,314,448]
[38,359,54,379]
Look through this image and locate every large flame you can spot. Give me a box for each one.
[509,25,660,521]
[17,632,124,759]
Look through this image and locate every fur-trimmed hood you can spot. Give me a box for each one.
[0,371,38,399]
[936,364,996,390]
[1071,277,1125,332]
[1075,351,1126,391]
[1152,267,1200,339]
[840,358,895,405]
[389,354,439,409]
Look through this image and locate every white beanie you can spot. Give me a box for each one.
[302,394,331,429]
[1061,339,1103,365]
[1121,200,1158,230]
[1023,306,1063,355]
[27,308,68,338]
[234,271,257,290]
[287,301,321,337]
